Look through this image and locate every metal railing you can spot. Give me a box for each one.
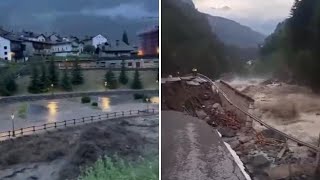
[0,109,158,142]
[197,73,320,152]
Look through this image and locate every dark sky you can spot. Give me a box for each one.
[193,0,294,35]
[0,0,159,43]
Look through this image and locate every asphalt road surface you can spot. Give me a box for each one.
[162,111,246,180]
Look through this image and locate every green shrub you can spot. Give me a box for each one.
[79,155,159,180]
[91,102,98,106]
[18,103,28,119]
[81,96,91,103]
[133,93,145,99]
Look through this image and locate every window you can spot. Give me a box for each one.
[4,46,7,50]
[128,62,132,66]
[4,52,7,55]
[4,57,7,60]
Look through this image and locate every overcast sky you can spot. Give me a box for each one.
[0,0,158,43]
[193,0,294,35]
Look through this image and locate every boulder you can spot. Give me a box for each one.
[195,110,207,119]
[251,154,270,168]
[218,127,236,137]
[239,136,252,144]
[229,140,240,149]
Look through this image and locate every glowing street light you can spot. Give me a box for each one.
[192,68,198,76]
[11,113,15,137]
[104,81,108,89]
[51,84,54,96]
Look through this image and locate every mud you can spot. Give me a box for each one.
[0,115,159,180]
[228,77,320,145]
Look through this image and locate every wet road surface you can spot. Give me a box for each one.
[162,111,246,180]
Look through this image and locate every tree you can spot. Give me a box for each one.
[118,60,129,85]
[39,63,50,92]
[48,58,59,86]
[61,70,72,91]
[122,31,129,45]
[28,65,41,93]
[105,69,118,89]
[83,45,96,54]
[71,59,84,85]
[0,74,17,96]
[95,47,100,55]
[131,69,143,89]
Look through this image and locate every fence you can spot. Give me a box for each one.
[0,109,158,142]
[197,73,320,153]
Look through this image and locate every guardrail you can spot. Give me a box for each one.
[0,109,158,142]
[197,73,320,152]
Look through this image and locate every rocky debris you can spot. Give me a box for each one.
[186,81,200,86]
[218,127,236,137]
[196,110,207,119]
[212,103,225,114]
[229,140,241,149]
[239,136,252,144]
[250,154,271,168]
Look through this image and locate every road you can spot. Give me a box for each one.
[162,111,247,180]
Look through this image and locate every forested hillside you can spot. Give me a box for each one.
[162,0,229,78]
[260,0,320,91]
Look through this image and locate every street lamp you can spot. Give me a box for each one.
[104,81,108,88]
[11,113,15,137]
[146,98,150,112]
[51,84,54,96]
[192,68,198,76]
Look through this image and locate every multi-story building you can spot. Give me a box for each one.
[137,25,159,56]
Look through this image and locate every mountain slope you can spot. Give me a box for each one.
[206,15,266,48]
[162,0,229,78]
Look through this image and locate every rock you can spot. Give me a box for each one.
[204,116,210,121]
[260,129,286,142]
[212,103,224,113]
[251,155,270,168]
[239,136,252,144]
[229,140,240,149]
[218,127,236,137]
[195,110,207,119]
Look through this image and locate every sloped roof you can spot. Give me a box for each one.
[102,40,134,52]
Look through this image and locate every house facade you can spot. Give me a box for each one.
[138,25,159,56]
[92,34,108,48]
[0,36,11,60]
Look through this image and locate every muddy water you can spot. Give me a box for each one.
[227,77,320,145]
[0,95,159,132]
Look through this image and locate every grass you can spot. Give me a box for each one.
[79,155,159,180]
[14,70,158,95]
[17,103,28,119]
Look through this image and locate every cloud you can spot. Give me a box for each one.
[80,3,157,20]
[211,6,231,11]
[193,0,294,34]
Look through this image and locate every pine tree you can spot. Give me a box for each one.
[131,69,143,89]
[122,31,129,45]
[71,59,84,85]
[61,70,72,91]
[39,63,50,92]
[48,58,59,86]
[105,69,118,89]
[28,65,41,93]
[119,60,129,85]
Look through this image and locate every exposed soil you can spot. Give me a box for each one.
[0,115,159,180]
[162,76,320,180]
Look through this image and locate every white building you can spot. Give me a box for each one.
[51,42,79,56]
[36,34,46,42]
[92,34,108,48]
[0,36,12,61]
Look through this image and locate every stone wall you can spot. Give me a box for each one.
[216,80,254,127]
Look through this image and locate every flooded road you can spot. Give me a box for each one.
[227,77,320,145]
[0,95,159,132]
